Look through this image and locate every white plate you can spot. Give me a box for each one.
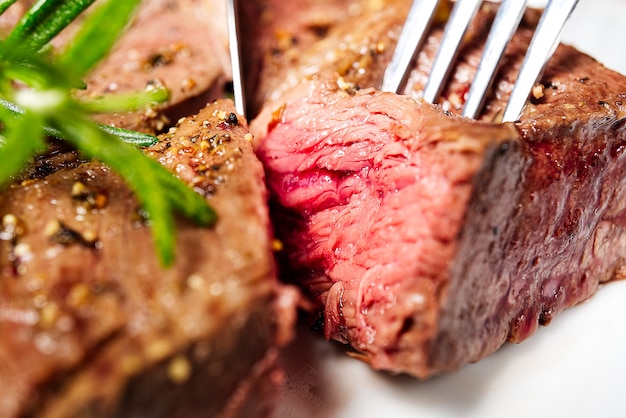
[274,2,626,417]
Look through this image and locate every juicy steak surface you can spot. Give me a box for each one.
[0,101,295,417]
[249,0,626,377]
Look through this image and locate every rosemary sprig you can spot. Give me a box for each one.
[0,98,159,147]
[0,0,217,266]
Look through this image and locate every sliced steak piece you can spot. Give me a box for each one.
[0,100,297,417]
[75,0,232,134]
[250,0,626,378]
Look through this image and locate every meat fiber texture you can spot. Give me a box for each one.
[249,0,626,378]
[0,101,297,417]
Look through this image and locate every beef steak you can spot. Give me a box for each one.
[78,0,232,134]
[249,0,626,378]
[0,100,296,417]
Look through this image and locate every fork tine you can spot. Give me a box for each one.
[502,0,579,122]
[423,0,482,104]
[227,0,246,117]
[381,0,440,93]
[462,0,528,119]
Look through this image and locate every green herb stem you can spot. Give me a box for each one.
[96,124,158,147]
[1,98,159,147]
[80,84,170,113]
[0,107,46,183]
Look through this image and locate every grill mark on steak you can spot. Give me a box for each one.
[249,0,626,378]
[0,100,297,417]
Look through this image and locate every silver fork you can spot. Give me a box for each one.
[382,0,579,122]
[227,0,246,117]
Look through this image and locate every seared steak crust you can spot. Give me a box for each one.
[0,100,295,417]
[250,0,626,377]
